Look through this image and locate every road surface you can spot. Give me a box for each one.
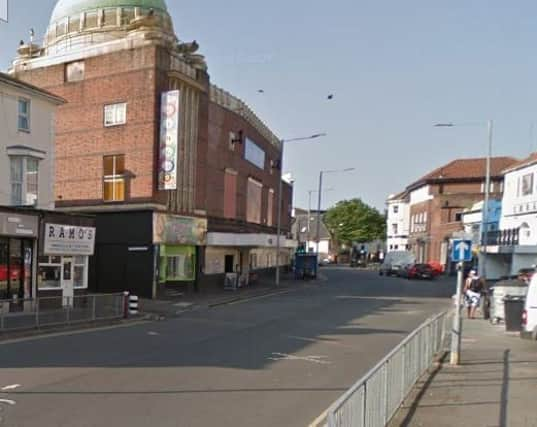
[0,267,453,427]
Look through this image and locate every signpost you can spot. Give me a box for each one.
[450,239,472,365]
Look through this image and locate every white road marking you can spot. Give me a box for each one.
[268,352,331,365]
[1,385,20,391]
[0,400,16,406]
[147,331,160,336]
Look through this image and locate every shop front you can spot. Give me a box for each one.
[0,209,39,302]
[38,214,96,303]
[153,213,207,295]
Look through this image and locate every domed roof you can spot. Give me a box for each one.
[50,0,168,24]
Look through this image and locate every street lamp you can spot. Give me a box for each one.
[315,168,356,254]
[275,133,326,286]
[434,120,493,366]
[307,188,334,249]
[434,120,493,279]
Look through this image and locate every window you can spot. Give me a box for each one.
[455,212,463,222]
[522,173,534,196]
[224,170,237,219]
[65,61,85,82]
[267,189,275,226]
[10,156,38,206]
[104,103,127,127]
[246,178,263,224]
[393,205,399,214]
[244,138,266,170]
[18,98,30,131]
[74,256,88,289]
[38,256,62,289]
[103,155,126,202]
[392,223,398,235]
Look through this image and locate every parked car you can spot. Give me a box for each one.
[427,261,444,276]
[379,251,416,276]
[399,263,436,280]
[521,274,537,340]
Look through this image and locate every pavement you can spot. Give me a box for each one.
[390,316,537,427]
[0,266,453,427]
[139,273,303,318]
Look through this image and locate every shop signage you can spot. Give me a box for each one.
[153,214,207,246]
[44,224,96,256]
[158,90,180,191]
[0,212,38,237]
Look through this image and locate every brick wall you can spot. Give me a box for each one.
[207,102,292,232]
[15,46,160,205]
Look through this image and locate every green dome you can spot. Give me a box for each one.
[50,0,169,23]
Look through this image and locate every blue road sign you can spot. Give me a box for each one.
[451,239,472,262]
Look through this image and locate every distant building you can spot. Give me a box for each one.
[401,157,517,269]
[386,191,410,252]
[292,209,332,258]
[484,153,537,278]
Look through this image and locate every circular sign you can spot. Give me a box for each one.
[161,160,175,173]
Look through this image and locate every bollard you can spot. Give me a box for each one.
[123,292,130,318]
[129,295,139,316]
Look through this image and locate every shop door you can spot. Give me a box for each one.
[61,257,74,307]
[225,255,235,273]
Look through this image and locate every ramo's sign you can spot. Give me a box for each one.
[44,224,96,256]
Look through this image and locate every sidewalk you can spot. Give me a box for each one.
[390,318,537,427]
[140,275,306,318]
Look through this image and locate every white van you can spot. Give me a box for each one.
[522,275,537,340]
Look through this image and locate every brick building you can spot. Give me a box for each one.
[10,0,293,298]
[404,157,517,269]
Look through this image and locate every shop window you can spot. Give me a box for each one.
[104,102,127,127]
[38,256,61,289]
[10,156,39,206]
[18,98,30,132]
[103,155,126,202]
[160,246,196,282]
[65,61,85,82]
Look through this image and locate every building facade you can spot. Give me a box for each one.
[10,0,293,298]
[484,153,537,279]
[386,191,410,252]
[403,157,516,269]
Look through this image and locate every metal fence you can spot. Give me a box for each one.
[0,293,127,332]
[326,311,449,427]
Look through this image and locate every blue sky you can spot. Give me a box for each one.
[2,1,537,210]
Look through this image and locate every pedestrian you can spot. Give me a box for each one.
[464,270,484,319]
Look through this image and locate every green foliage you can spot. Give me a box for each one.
[324,199,386,245]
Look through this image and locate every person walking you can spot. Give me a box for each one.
[464,270,484,319]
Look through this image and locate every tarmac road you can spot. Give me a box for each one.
[0,267,453,427]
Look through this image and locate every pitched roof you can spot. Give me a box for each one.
[387,190,408,202]
[502,152,537,174]
[0,72,65,105]
[408,157,518,190]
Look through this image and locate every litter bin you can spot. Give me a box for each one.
[504,296,525,332]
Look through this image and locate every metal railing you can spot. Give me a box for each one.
[0,293,127,332]
[326,311,449,427]
[483,228,520,246]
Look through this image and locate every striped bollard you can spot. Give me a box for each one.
[129,295,139,316]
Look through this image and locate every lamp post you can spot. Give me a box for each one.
[307,188,334,251]
[315,168,355,255]
[434,120,493,366]
[275,133,326,286]
[434,120,493,279]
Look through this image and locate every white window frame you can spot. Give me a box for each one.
[73,256,89,289]
[38,256,89,290]
[9,156,39,206]
[18,98,31,132]
[393,205,399,214]
[104,102,127,127]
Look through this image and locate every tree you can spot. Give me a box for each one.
[324,199,386,246]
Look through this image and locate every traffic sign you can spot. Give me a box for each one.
[451,239,472,262]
